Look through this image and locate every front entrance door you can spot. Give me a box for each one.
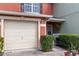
[47,24,53,35]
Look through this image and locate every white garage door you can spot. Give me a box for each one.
[4,20,38,50]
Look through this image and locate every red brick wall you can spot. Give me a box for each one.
[40,26,46,36]
[0,3,54,15]
[0,3,53,36]
[0,3,21,12]
[41,3,54,15]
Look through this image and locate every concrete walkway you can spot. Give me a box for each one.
[3,46,66,56]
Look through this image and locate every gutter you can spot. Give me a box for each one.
[47,17,65,22]
[0,10,53,18]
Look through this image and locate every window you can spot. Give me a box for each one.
[22,3,40,13]
[23,3,32,12]
[47,25,53,35]
[33,3,40,13]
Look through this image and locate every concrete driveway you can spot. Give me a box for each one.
[3,46,65,56]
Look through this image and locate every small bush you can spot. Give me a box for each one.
[58,34,79,51]
[40,35,55,52]
[0,37,4,53]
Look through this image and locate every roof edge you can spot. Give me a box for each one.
[0,10,53,18]
[47,17,65,22]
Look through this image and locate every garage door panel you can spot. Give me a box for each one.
[4,20,38,50]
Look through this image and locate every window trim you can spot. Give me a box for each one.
[31,3,33,13]
[22,3,40,14]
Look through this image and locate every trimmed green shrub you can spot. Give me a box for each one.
[58,34,79,51]
[40,35,55,52]
[0,37,4,53]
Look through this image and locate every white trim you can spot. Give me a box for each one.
[37,21,40,49]
[0,16,41,22]
[0,16,41,50]
[0,10,53,18]
[45,21,47,35]
[38,21,40,43]
[31,3,33,13]
[47,18,65,22]
[1,19,4,37]
[40,24,46,26]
